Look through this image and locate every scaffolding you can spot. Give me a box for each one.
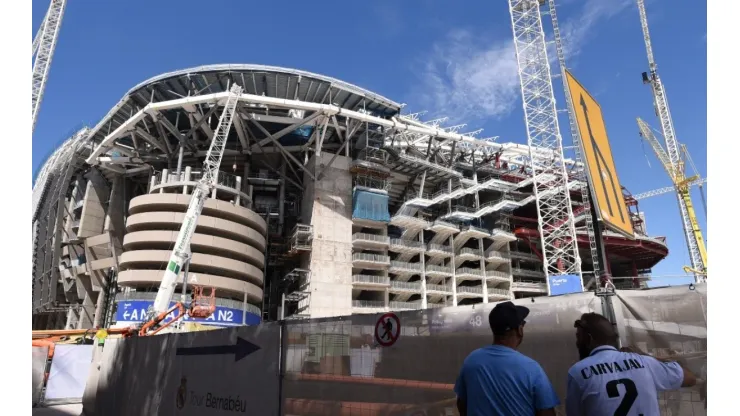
[287,224,314,255]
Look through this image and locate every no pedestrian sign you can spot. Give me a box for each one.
[374,313,401,347]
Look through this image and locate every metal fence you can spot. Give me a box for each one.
[76,284,706,415]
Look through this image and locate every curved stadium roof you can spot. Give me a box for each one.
[86,64,404,146]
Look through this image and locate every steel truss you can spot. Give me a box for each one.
[634,178,707,201]
[546,0,602,287]
[32,0,66,133]
[85,94,584,190]
[507,0,582,283]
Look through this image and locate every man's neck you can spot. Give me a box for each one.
[493,339,518,350]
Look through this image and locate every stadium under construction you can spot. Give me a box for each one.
[31,64,670,330]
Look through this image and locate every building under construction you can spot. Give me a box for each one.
[31,64,669,329]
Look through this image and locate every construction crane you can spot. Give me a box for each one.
[32,0,67,134]
[637,119,707,281]
[136,84,243,336]
[507,0,583,288]
[635,0,707,281]
[546,0,604,290]
[634,177,706,202]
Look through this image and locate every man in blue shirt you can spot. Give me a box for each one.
[454,301,560,416]
[566,312,697,416]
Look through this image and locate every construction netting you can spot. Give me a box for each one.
[352,190,391,222]
[281,291,600,415]
[613,284,708,415]
[75,284,706,415]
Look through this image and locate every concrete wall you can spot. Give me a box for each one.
[78,169,110,239]
[119,193,267,309]
[304,153,353,318]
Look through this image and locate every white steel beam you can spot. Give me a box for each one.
[86,90,584,171]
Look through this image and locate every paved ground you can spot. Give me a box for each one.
[32,404,82,415]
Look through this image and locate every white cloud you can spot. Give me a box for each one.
[415,30,520,124]
[558,0,632,60]
[412,0,632,123]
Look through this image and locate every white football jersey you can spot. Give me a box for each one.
[566,346,684,416]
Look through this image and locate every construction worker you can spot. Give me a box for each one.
[565,312,697,416]
[455,302,560,416]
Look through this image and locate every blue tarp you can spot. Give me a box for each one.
[352,190,390,222]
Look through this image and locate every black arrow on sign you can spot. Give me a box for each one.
[175,337,260,362]
[579,94,626,223]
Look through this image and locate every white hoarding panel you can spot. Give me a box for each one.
[44,345,94,402]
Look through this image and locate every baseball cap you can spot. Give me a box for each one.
[489,301,530,335]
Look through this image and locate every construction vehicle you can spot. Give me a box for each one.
[133,83,244,336]
[635,0,707,281]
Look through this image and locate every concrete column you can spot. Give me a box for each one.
[149,175,157,194]
[176,143,184,175]
[161,169,168,194]
[450,234,457,306]
[419,170,427,196]
[183,166,192,194]
[235,177,242,206]
[76,293,96,329]
[278,161,286,234]
[65,307,79,330]
[92,287,107,327]
[479,237,488,304]
[447,179,453,213]
[243,163,252,208]
[419,230,427,309]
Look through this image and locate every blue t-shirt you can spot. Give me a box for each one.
[454,345,560,416]
[566,345,684,416]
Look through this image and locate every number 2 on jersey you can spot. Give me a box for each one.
[605,378,641,416]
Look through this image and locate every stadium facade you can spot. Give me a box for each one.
[31,65,668,329]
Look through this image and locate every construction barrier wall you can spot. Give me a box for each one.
[613,284,707,415]
[32,346,49,407]
[81,322,282,415]
[76,284,706,415]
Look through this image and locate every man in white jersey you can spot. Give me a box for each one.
[565,312,696,416]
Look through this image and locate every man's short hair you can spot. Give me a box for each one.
[489,301,530,336]
[574,312,618,346]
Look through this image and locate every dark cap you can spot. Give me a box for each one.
[489,301,530,335]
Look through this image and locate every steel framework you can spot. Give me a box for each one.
[634,178,707,200]
[32,0,67,133]
[636,0,707,280]
[547,0,602,287]
[507,0,582,284]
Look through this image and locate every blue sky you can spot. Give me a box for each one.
[32,0,706,287]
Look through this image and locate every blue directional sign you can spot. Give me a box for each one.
[115,300,261,327]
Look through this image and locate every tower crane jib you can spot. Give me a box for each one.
[32,0,67,134]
